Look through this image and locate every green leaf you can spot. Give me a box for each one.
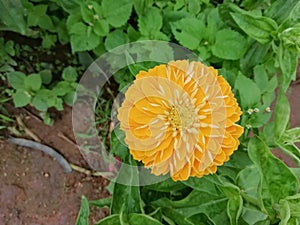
[234,73,261,109]
[12,90,31,107]
[52,81,73,96]
[128,214,163,225]
[236,166,263,207]
[89,197,112,208]
[42,34,57,48]
[32,95,48,111]
[211,29,248,60]
[171,18,205,50]
[274,92,290,139]
[264,0,300,24]
[69,22,100,53]
[253,65,269,93]
[138,7,163,37]
[277,45,298,92]
[7,71,26,89]
[62,66,78,82]
[241,206,269,225]
[227,194,243,225]
[110,125,129,161]
[248,137,299,219]
[95,214,121,225]
[63,91,76,106]
[104,29,129,51]
[75,196,90,225]
[93,19,110,37]
[231,12,278,44]
[146,178,186,192]
[39,69,52,85]
[0,0,27,35]
[102,0,132,27]
[279,194,300,224]
[24,74,42,91]
[111,156,142,214]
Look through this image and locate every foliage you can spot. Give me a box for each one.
[0,0,299,224]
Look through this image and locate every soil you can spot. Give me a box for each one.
[0,106,110,225]
[0,62,299,225]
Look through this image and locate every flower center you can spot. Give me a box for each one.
[169,104,195,130]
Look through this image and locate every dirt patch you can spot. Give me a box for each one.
[0,106,110,225]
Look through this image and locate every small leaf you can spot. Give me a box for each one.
[32,95,48,111]
[110,125,129,161]
[75,196,90,225]
[89,197,112,208]
[24,74,42,91]
[12,90,31,107]
[212,28,248,60]
[102,0,132,27]
[234,73,261,109]
[93,19,109,37]
[69,22,100,52]
[39,69,52,85]
[62,66,78,82]
[138,7,163,37]
[104,29,129,50]
[171,18,205,50]
[7,71,26,89]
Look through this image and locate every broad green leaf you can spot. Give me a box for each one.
[138,7,163,38]
[95,214,120,225]
[171,18,205,50]
[264,0,300,24]
[52,81,73,96]
[104,29,129,51]
[212,28,248,60]
[24,74,42,91]
[63,91,76,106]
[234,73,261,109]
[110,125,129,161]
[231,12,278,44]
[0,0,27,34]
[39,69,52,85]
[12,90,31,107]
[146,178,186,192]
[102,0,132,27]
[248,137,299,219]
[111,156,142,214]
[59,0,80,14]
[241,206,269,225]
[75,196,89,225]
[69,22,100,52]
[254,65,269,93]
[62,66,78,82]
[240,41,271,75]
[7,71,26,89]
[274,92,290,139]
[152,188,229,224]
[93,19,110,37]
[128,214,163,225]
[32,95,48,111]
[236,166,263,208]
[277,45,298,92]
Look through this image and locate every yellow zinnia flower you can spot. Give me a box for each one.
[118,60,243,181]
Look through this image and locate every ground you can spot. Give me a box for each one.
[0,64,299,225]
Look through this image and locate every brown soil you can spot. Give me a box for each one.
[0,63,299,225]
[0,106,110,225]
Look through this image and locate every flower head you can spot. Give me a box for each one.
[118,60,243,181]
